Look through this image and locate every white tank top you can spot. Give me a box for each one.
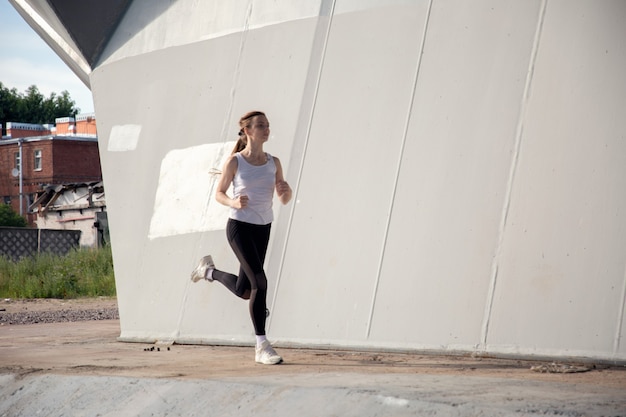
[230,152,276,225]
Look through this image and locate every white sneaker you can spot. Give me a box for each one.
[255,340,283,365]
[190,255,215,282]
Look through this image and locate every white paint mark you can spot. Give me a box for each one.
[378,395,409,407]
[148,142,234,239]
[108,124,142,152]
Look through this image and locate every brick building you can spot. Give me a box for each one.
[0,113,102,225]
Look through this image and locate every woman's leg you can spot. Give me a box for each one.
[224,219,271,336]
[211,267,251,299]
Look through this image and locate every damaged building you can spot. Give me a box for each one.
[29,181,108,248]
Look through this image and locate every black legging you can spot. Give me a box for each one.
[212,218,271,336]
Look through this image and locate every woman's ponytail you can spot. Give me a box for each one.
[232,129,247,154]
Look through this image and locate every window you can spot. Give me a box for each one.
[14,152,20,171]
[34,150,42,171]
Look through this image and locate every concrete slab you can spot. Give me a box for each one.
[1,320,625,416]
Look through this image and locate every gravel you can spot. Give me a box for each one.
[0,300,119,325]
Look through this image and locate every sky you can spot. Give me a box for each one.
[0,1,94,115]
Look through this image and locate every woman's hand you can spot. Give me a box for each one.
[231,194,249,209]
[276,180,292,205]
[276,180,290,197]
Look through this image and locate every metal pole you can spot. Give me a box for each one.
[18,138,23,216]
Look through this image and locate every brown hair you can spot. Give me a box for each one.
[232,110,266,154]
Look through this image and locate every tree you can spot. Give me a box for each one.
[0,82,81,134]
[23,85,44,123]
[44,90,76,122]
[0,204,27,227]
[0,83,20,125]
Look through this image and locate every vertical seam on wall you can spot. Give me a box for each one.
[220,0,254,141]
[614,262,626,354]
[191,0,252,263]
[189,2,255,263]
[480,0,547,349]
[268,0,337,327]
[180,2,254,341]
[365,0,434,338]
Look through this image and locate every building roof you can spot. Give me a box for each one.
[29,181,104,213]
[0,135,98,145]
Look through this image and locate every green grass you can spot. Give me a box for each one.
[0,246,116,299]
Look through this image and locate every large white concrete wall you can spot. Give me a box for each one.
[87,0,626,362]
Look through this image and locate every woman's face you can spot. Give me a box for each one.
[246,115,270,143]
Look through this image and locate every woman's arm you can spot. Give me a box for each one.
[274,157,292,205]
[215,155,248,208]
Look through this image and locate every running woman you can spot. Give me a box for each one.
[191,110,292,365]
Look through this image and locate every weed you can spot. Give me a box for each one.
[0,246,116,299]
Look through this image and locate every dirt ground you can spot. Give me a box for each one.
[0,296,118,314]
[1,298,625,416]
[1,297,625,387]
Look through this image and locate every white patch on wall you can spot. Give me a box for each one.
[148,142,234,239]
[108,124,142,151]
